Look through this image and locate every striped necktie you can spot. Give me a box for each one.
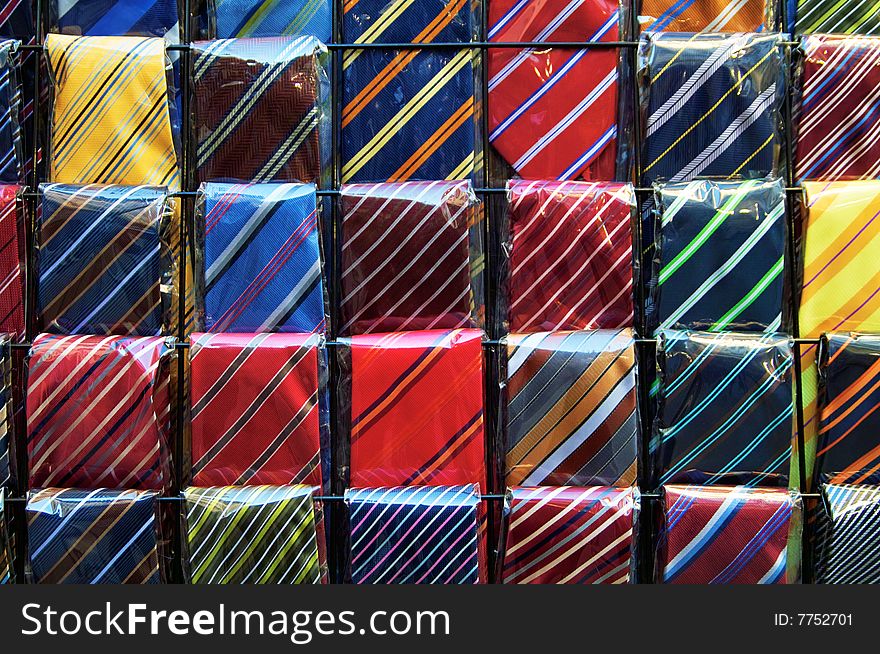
[505,330,638,487]
[796,36,880,182]
[199,182,325,333]
[346,484,483,584]
[0,40,21,183]
[1,2,37,181]
[792,0,880,34]
[506,181,634,332]
[184,485,327,584]
[655,330,794,487]
[27,488,162,584]
[488,1,620,181]
[0,335,10,488]
[37,184,172,336]
[26,334,173,490]
[208,0,332,41]
[817,333,880,485]
[815,483,880,584]
[0,493,8,583]
[344,329,485,488]
[190,332,325,488]
[502,486,635,584]
[652,179,786,334]
[51,0,180,37]
[341,0,477,183]
[192,37,326,184]
[340,181,482,335]
[0,185,23,337]
[640,32,784,184]
[659,485,798,584]
[639,0,771,32]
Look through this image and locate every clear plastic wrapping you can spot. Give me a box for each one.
[657,485,802,584]
[503,329,639,487]
[638,32,786,185]
[0,334,10,488]
[26,487,168,584]
[26,334,175,490]
[649,179,787,334]
[183,484,328,584]
[0,185,24,337]
[637,0,775,33]
[191,36,330,186]
[789,0,880,35]
[653,330,794,487]
[339,181,483,336]
[501,181,636,334]
[195,182,326,333]
[815,483,880,584]
[0,40,23,184]
[338,329,486,489]
[188,332,329,491]
[194,0,332,41]
[49,0,182,39]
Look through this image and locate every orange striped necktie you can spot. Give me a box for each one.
[639,0,771,32]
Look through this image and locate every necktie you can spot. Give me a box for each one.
[0,1,37,181]
[502,486,635,584]
[190,332,325,488]
[655,330,794,487]
[184,484,327,584]
[640,32,784,184]
[0,336,10,488]
[792,0,880,34]
[0,40,21,183]
[345,484,483,584]
[0,186,23,337]
[506,181,634,332]
[51,0,180,37]
[341,0,477,183]
[815,483,880,584]
[37,184,173,336]
[27,488,162,584]
[796,36,880,182]
[192,36,326,184]
[659,485,799,584]
[638,0,770,32]
[208,0,332,41]
[340,181,482,335]
[652,179,786,333]
[0,494,8,583]
[488,1,620,181]
[344,329,485,488]
[199,182,325,333]
[26,334,173,490]
[505,330,638,487]
[817,333,880,485]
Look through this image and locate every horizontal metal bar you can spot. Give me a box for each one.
[2,493,507,503]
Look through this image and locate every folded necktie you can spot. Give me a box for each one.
[0,3,37,182]
[198,182,325,333]
[204,0,332,41]
[50,0,180,37]
[346,484,483,584]
[184,484,327,584]
[0,335,11,487]
[659,485,799,584]
[190,332,325,488]
[651,179,786,333]
[27,488,162,584]
[27,334,173,490]
[505,330,638,487]
[815,483,880,584]
[37,184,173,336]
[0,185,23,337]
[343,329,485,488]
[488,1,620,181]
[638,0,771,32]
[796,36,880,182]
[340,181,482,335]
[0,40,22,183]
[192,36,327,184]
[640,32,784,184]
[791,0,880,34]
[654,330,794,487]
[506,181,634,332]
[0,494,8,583]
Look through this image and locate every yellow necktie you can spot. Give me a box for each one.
[639,0,768,32]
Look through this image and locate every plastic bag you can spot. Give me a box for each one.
[0,185,24,337]
[637,0,775,33]
[788,0,880,34]
[26,334,175,490]
[815,483,880,584]
[339,181,483,335]
[183,484,328,584]
[0,40,22,184]
[194,0,332,41]
[49,0,181,38]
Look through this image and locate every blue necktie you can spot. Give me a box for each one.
[0,334,10,488]
[0,40,22,183]
[0,1,36,181]
[816,483,880,584]
[210,0,332,41]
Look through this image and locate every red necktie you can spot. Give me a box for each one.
[0,185,23,337]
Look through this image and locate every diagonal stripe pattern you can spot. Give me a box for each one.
[184,484,327,584]
[207,0,332,41]
[190,332,325,488]
[502,486,635,584]
[0,185,24,337]
[199,182,325,333]
[345,484,483,584]
[0,2,38,183]
[505,330,639,487]
[0,40,22,183]
[639,32,784,184]
[0,335,11,488]
[658,485,799,584]
[340,181,482,335]
[344,329,485,488]
[638,0,771,32]
[654,330,794,487]
[651,179,786,333]
[37,184,173,336]
[815,483,880,584]
[791,0,880,34]
[506,180,634,332]
[26,334,174,490]
[27,488,162,584]
[51,0,181,38]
